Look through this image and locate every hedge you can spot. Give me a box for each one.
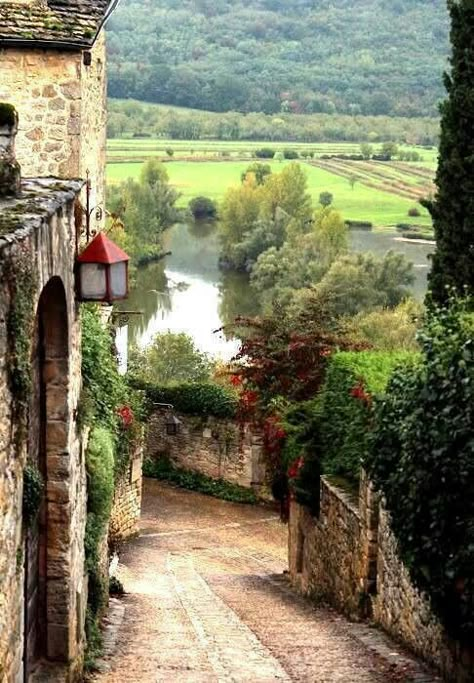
[318,351,417,482]
[132,380,238,419]
[365,301,474,642]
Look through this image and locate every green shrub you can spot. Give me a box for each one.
[255,148,275,159]
[283,149,299,159]
[318,351,416,482]
[189,196,217,220]
[84,427,116,621]
[133,380,238,418]
[365,299,474,642]
[81,305,128,433]
[144,456,257,504]
[22,463,43,527]
[86,426,115,524]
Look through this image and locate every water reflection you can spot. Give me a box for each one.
[118,222,434,362]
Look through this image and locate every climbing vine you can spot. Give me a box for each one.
[22,463,44,528]
[4,244,37,436]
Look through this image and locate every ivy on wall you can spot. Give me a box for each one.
[3,244,37,435]
[365,299,474,643]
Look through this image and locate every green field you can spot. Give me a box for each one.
[107,138,439,166]
[107,157,433,228]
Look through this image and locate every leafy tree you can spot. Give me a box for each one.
[360,143,373,160]
[319,191,333,207]
[130,332,215,385]
[189,196,217,220]
[107,159,181,264]
[240,163,272,186]
[345,299,422,351]
[261,162,312,224]
[381,142,399,159]
[251,207,347,311]
[314,251,415,317]
[424,0,474,305]
[107,0,449,118]
[349,174,358,190]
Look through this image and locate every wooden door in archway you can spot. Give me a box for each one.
[23,276,70,680]
[23,308,47,680]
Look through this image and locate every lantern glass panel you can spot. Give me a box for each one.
[110,262,127,298]
[80,263,107,299]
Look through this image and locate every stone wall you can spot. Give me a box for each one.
[288,473,474,682]
[0,35,107,231]
[109,444,143,544]
[289,479,364,618]
[0,178,86,682]
[145,411,267,492]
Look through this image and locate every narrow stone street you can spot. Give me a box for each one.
[93,480,438,683]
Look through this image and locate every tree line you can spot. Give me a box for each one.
[107,0,449,118]
[108,100,440,146]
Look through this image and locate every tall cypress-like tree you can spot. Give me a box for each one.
[425,1,474,304]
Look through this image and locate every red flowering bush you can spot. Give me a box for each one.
[117,405,134,428]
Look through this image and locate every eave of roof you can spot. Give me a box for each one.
[0,0,120,50]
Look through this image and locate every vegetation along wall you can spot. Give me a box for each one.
[145,409,267,493]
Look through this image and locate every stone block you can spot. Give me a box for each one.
[42,84,57,98]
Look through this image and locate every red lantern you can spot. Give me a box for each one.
[76,232,130,303]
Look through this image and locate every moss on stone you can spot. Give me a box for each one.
[0,103,16,127]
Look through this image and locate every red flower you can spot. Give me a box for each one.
[117,405,134,428]
[350,382,372,406]
[288,456,305,479]
[241,390,258,405]
[230,374,242,387]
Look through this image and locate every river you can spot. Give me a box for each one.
[116,222,433,365]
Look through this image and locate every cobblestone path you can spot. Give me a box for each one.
[93,480,439,683]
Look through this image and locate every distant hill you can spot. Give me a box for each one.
[107,0,449,118]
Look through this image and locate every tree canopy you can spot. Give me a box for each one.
[107,0,449,118]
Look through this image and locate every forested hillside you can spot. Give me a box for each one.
[107,0,449,118]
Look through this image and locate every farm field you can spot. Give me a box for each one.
[107,138,439,166]
[107,157,433,227]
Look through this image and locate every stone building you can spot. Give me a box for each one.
[0,0,117,231]
[0,2,118,680]
[0,106,85,681]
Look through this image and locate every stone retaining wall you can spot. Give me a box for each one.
[288,473,474,682]
[145,411,267,493]
[109,446,143,545]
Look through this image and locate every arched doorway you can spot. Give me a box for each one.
[24,277,69,680]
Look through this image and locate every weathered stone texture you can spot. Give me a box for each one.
[289,479,364,618]
[146,411,267,492]
[109,445,143,544]
[0,36,107,231]
[288,472,474,682]
[0,179,86,681]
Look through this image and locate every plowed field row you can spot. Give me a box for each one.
[309,159,434,202]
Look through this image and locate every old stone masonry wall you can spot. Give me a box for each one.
[0,178,85,682]
[109,444,144,545]
[288,473,474,682]
[0,34,107,229]
[145,411,267,493]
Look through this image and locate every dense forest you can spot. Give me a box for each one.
[107,0,449,118]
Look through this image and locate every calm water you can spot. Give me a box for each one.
[117,222,433,364]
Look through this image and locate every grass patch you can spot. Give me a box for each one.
[143,456,257,504]
[107,158,433,227]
